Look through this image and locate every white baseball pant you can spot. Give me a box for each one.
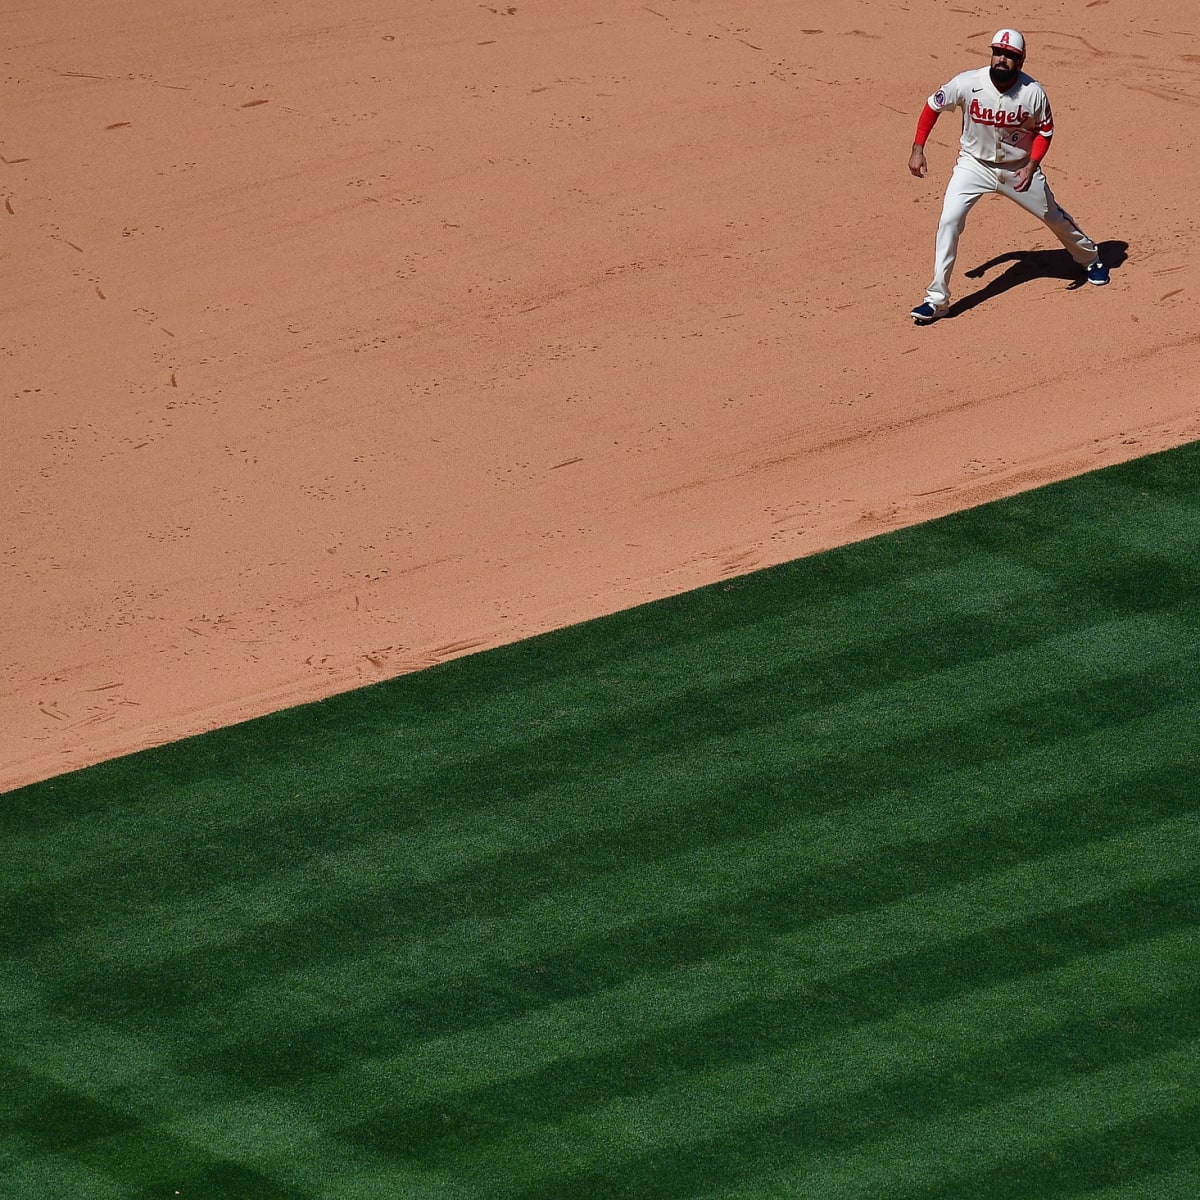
[924,151,1100,310]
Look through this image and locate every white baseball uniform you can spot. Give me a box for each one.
[922,66,1099,310]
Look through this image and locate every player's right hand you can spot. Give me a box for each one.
[908,148,928,178]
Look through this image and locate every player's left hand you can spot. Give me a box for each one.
[1012,164,1035,192]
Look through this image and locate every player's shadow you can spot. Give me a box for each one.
[948,239,1128,317]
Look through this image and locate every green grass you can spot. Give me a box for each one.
[3,441,1199,1198]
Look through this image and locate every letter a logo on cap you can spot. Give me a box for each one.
[990,27,1026,56]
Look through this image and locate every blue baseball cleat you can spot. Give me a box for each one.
[910,301,946,324]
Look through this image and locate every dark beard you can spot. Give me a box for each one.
[989,63,1018,88]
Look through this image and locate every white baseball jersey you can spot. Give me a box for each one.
[928,67,1053,166]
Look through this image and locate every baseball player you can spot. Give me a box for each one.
[908,27,1108,325]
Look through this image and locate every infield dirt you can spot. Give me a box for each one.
[4,0,1199,790]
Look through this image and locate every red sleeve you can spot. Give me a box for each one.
[1030,133,1050,164]
[913,103,940,147]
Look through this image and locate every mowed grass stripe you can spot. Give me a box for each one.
[296,926,1200,1154]
[0,1154,130,1200]
[1,1025,443,1200]
[412,973,1200,1198]
[14,608,1195,990]
[7,927,1196,1200]
[677,1049,1200,1200]
[154,744,1198,1077]
[28,685,1196,1049]
[13,810,1194,1124]
[8,812,1196,1185]
[20,685,1196,1034]
[1062,1156,1200,1200]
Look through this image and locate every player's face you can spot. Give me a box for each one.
[989,46,1022,87]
